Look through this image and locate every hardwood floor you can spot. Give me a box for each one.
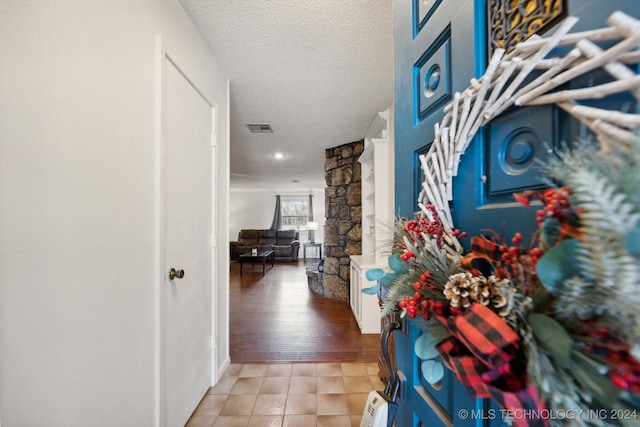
[229,260,381,363]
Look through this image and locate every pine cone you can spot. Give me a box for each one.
[444,272,474,309]
[445,273,511,316]
[473,275,510,317]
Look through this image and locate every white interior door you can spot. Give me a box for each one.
[163,55,214,427]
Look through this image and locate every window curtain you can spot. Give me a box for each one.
[270,195,282,231]
[308,194,315,242]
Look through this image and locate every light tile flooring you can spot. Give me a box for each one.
[186,362,384,427]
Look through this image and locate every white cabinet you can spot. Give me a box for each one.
[358,109,393,259]
[349,108,394,334]
[349,255,382,334]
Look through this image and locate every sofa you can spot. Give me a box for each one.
[230,229,300,262]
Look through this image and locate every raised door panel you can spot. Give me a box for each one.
[394,0,477,216]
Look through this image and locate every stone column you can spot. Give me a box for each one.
[320,140,364,301]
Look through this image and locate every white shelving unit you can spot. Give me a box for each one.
[359,137,390,258]
[349,108,394,334]
[349,255,384,334]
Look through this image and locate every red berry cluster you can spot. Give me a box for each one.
[577,323,640,392]
[534,187,576,224]
[486,231,545,283]
[514,187,578,226]
[400,250,414,261]
[402,206,467,245]
[609,356,640,393]
[398,271,436,320]
[601,340,640,392]
[452,228,468,239]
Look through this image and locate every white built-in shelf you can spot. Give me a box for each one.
[350,255,382,334]
[349,108,394,334]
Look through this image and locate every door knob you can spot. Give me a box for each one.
[168,268,185,280]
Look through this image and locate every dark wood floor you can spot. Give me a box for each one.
[229,259,381,363]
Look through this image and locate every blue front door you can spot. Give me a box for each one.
[393,1,640,426]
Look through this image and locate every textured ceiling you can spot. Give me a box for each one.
[177,0,394,189]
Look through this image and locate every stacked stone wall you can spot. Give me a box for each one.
[320,140,364,301]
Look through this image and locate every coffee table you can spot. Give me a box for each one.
[239,250,275,276]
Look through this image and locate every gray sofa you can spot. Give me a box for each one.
[230,229,300,262]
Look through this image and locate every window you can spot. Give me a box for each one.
[280,197,309,230]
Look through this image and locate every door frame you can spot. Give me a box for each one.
[154,35,218,427]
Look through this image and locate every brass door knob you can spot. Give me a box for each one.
[168,268,185,280]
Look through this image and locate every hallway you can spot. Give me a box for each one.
[185,261,384,426]
[187,361,381,426]
[229,260,381,363]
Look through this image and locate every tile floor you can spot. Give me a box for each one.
[186,362,384,427]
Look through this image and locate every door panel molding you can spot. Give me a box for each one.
[414,26,452,124]
[414,0,443,38]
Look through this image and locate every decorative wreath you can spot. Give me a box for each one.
[365,11,640,427]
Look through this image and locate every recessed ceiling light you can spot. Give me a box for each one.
[272,153,285,159]
[246,123,273,133]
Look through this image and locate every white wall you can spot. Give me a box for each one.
[0,1,229,426]
[229,188,326,245]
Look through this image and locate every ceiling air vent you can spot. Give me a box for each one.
[246,123,273,133]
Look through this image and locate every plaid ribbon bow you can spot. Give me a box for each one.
[460,235,509,278]
[435,303,548,427]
